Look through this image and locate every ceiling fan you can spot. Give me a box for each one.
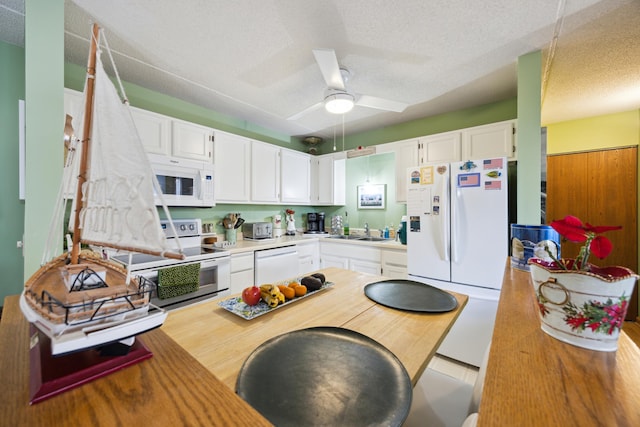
[287,49,409,120]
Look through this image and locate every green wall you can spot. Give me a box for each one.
[516,51,542,225]
[0,41,26,303]
[65,62,305,151]
[342,98,517,152]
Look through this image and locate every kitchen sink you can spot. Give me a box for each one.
[355,237,390,242]
[326,235,390,242]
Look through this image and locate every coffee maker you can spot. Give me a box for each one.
[305,212,327,234]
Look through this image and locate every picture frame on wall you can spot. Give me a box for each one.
[357,184,386,209]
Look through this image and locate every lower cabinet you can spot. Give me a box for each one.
[381,249,407,279]
[320,241,407,277]
[230,252,254,294]
[320,242,382,275]
[297,241,320,276]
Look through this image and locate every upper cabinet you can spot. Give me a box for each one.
[385,120,516,202]
[214,131,251,203]
[419,130,461,164]
[130,107,171,156]
[311,152,346,206]
[171,119,214,162]
[281,149,311,204]
[251,140,281,203]
[461,120,515,160]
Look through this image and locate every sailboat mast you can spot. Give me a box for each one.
[70,23,99,265]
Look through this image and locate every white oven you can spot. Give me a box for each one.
[111,219,230,310]
[148,153,215,207]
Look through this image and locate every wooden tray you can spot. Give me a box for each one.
[218,281,333,320]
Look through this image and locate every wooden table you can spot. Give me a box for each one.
[0,295,272,427]
[0,267,466,426]
[479,263,640,426]
[162,267,468,389]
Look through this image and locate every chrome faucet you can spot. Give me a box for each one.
[364,222,370,237]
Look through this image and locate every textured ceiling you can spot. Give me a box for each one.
[2,0,639,141]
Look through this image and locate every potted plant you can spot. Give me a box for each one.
[528,215,638,351]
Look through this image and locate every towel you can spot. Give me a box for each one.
[157,263,200,299]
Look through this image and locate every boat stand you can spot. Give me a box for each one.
[28,325,153,404]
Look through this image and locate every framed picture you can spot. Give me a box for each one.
[357,184,386,209]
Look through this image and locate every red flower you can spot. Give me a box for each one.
[549,215,622,269]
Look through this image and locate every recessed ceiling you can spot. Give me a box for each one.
[2,0,639,140]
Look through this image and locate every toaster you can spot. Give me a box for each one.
[242,222,273,239]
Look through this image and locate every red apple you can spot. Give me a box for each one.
[242,286,261,306]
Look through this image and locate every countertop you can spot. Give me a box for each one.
[162,267,465,389]
[1,267,462,426]
[0,295,271,426]
[220,232,407,255]
[478,262,640,426]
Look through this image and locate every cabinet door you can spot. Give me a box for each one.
[393,139,420,203]
[381,249,408,279]
[214,132,251,202]
[320,254,349,270]
[314,154,345,205]
[281,149,311,204]
[420,131,461,164]
[251,140,280,203]
[131,107,171,156]
[350,259,381,275]
[171,120,213,162]
[461,120,515,160]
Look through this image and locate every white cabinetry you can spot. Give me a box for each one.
[381,248,407,279]
[230,252,254,294]
[390,139,420,203]
[214,132,251,203]
[419,131,461,164]
[297,241,320,276]
[386,120,516,203]
[319,241,381,275]
[171,119,214,162]
[461,120,515,160]
[312,152,346,206]
[251,140,281,203]
[130,107,171,156]
[281,149,311,204]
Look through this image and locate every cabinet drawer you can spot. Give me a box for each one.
[231,253,254,273]
[382,249,407,267]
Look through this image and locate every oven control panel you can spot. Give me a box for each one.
[161,219,202,239]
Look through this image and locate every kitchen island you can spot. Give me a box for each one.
[0,267,466,426]
[479,262,640,426]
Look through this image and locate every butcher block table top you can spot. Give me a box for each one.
[0,267,466,426]
[478,263,640,427]
[162,267,468,389]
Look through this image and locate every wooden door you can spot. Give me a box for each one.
[546,147,638,319]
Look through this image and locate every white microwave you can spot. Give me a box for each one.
[148,154,215,207]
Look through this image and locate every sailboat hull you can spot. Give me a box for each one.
[21,252,167,355]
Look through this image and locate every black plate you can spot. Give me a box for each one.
[236,327,412,427]
[364,279,458,312]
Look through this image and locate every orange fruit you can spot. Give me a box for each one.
[280,286,295,300]
[294,284,307,297]
[288,281,299,288]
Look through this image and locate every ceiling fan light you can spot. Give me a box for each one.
[325,93,355,114]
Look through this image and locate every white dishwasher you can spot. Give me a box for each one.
[254,245,299,284]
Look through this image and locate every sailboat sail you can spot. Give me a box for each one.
[68,37,179,258]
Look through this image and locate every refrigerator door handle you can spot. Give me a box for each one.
[439,171,450,262]
[451,186,462,263]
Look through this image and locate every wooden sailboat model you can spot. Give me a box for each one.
[20,24,183,356]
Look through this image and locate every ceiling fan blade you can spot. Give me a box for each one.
[286,101,324,121]
[312,49,345,90]
[356,95,408,113]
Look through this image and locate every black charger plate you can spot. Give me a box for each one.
[364,279,458,312]
[236,327,412,427]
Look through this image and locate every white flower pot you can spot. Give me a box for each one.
[528,258,638,351]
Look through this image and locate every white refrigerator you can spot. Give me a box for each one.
[407,157,508,367]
